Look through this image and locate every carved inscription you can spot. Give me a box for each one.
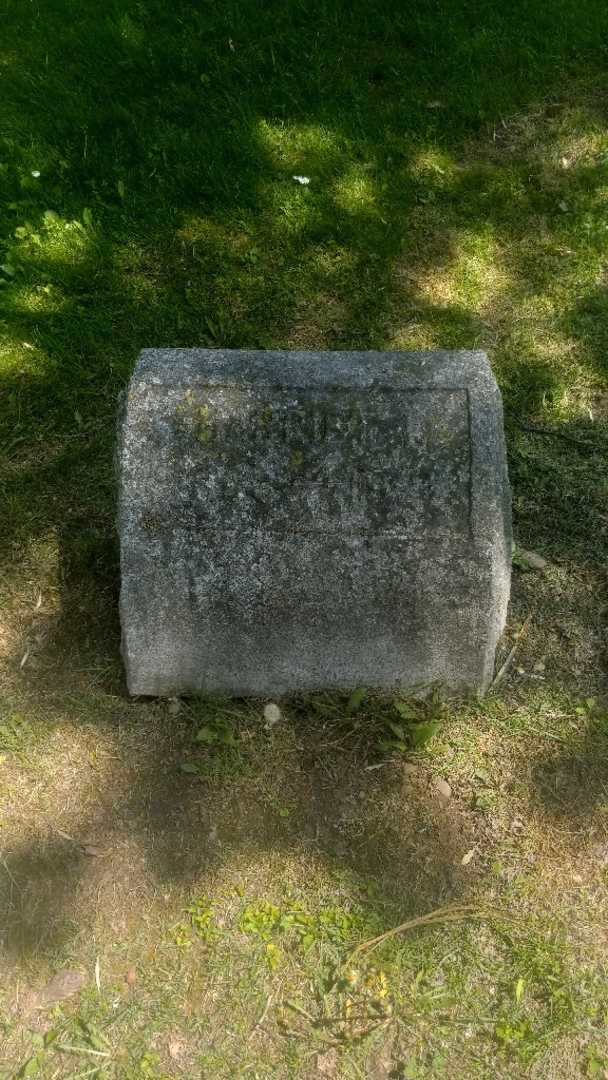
[167,387,471,537]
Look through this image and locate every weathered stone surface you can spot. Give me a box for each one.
[118,349,511,697]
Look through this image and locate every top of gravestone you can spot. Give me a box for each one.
[133,347,496,393]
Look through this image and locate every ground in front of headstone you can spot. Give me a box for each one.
[0,548,606,1080]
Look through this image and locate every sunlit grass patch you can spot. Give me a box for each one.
[333,164,379,214]
[256,119,345,176]
[5,283,71,318]
[410,227,510,314]
[0,339,45,377]
[2,213,95,279]
[409,147,458,183]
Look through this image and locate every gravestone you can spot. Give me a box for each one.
[118,349,511,697]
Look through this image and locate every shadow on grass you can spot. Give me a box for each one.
[0,697,479,962]
[529,703,608,830]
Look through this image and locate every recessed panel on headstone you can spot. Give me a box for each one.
[118,349,511,696]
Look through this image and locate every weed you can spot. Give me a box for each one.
[124,1052,171,1080]
[585,1045,608,1078]
[180,700,248,779]
[378,695,445,754]
[238,899,366,954]
[186,896,218,943]
[0,711,35,757]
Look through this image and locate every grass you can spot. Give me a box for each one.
[1,0,608,1075]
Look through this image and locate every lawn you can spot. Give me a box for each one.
[1,0,608,1076]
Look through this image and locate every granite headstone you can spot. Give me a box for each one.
[118,349,511,696]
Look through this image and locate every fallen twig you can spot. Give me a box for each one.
[285,999,316,1023]
[57,1045,110,1058]
[515,419,607,449]
[489,616,531,692]
[0,855,20,892]
[249,983,282,1041]
[346,902,513,962]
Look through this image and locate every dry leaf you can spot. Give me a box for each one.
[125,968,137,987]
[434,778,452,804]
[31,969,86,1009]
[82,844,108,858]
[55,828,78,843]
[263,702,282,727]
[461,849,476,866]
[518,549,548,571]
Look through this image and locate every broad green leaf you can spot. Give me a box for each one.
[409,721,439,748]
[17,1056,41,1079]
[394,700,420,721]
[378,738,407,753]
[196,725,216,743]
[347,687,367,713]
